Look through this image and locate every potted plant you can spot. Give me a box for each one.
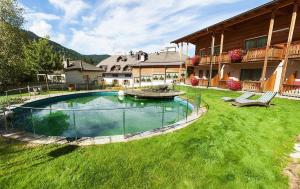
[159,76,164,80]
[190,76,199,86]
[190,55,200,66]
[227,80,242,91]
[229,49,243,63]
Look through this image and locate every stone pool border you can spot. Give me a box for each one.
[1,90,205,146]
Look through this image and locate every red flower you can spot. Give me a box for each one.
[229,49,243,63]
[190,55,200,66]
[227,80,241,91]
[190,77,199,86]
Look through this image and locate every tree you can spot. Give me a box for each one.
[23,37,62,79]
[0,0,26,86]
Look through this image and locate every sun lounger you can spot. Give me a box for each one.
[232,91,277,107]
[221,92,254,102]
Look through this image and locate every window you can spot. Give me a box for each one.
[199,70,204,78]
[134,77,140,83]
[166,72,179,80]
[208,46,221,56]
[141,76,152,82]
[125,74,131,78]
[112,74,118,77]
[244,36,267,51]
[240,69,262,81]
[199,48,206,57]
[205,70,218,78]
[152,74,165,81]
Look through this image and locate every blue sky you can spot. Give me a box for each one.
[19,0,270,55]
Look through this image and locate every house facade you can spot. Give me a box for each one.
[96,54,136,86]
[131,49,186,86]
[64,60,104,84]
[172,0,300,97]
[97,48,186,87]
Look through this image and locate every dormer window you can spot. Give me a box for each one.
[123,65,132,72]
[116,56,127,62]
[111,65,121,72]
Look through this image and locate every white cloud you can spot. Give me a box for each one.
[68,0,239,54]
[52,33,66,44]
[29,20,52,37]
[48,0,89,22]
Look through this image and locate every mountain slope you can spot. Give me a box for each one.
[25,31,110,65]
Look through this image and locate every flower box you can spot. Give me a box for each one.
[190,55,200,66]
[227,80,241,91]
[229,49,243,63]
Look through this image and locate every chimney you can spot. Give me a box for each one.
[64,59,70,69]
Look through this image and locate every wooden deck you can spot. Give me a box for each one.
[125,90,185,99]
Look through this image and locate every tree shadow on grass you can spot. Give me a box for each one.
[48,145,79,158]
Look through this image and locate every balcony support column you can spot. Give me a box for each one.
[179,42,183,82]
[279,3,298,94]
[208,34,215,88]
[261,12,275,92]
[185,42,189,84]
[218,32,224,87]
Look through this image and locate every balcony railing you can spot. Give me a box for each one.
[241,81,261,92]
[199,79,209,86]
[199,55,220,64]
[244,47,284,62]
[218,80,228,89]
[288,43,300,59]
[282,84,300,97]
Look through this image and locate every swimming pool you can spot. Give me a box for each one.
[12,92,194,138]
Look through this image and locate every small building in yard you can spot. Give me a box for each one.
[64,60,104,84]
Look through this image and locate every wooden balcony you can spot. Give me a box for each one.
[220,53,230,63]
[199,79,209,86]
[199,56,220,65]
[288,43,300,59]
[241,81,261,92]
[219,80,228,89]
[282,84,300,97]
[243,47,284,62]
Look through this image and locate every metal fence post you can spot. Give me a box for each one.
[123,109,126,137]
[186,99,189,122]
[30,109,36,136]
[72,110,78,140]
[161,105,165,128]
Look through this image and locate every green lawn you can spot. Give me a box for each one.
[1,88,300,189]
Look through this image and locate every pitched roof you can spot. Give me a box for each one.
[98,51,186,69]
[132,51,187,67]
[171,0,295,44]
[65,60,104,72]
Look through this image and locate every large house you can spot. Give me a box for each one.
[64,60,104,84]
[172,0,300,97]
[96,54,136,86]
[97,48,186,86]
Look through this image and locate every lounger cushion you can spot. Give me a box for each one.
[221,97,234,102]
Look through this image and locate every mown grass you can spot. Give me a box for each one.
[1,88,300,189]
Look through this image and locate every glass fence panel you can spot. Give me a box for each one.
[73,109,124,137]
[124,105,162,135]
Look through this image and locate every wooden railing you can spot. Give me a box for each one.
[219,80,228,89]
[199,55,220,64]
[220,53,230,63]
[244,47,284,62]
[282,84,300,97]
[199,79,209,86]
[241,81,261,92]
[186,58,192,66]
[288,43,300,59]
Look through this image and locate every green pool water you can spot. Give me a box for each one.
[12,92,193,138]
